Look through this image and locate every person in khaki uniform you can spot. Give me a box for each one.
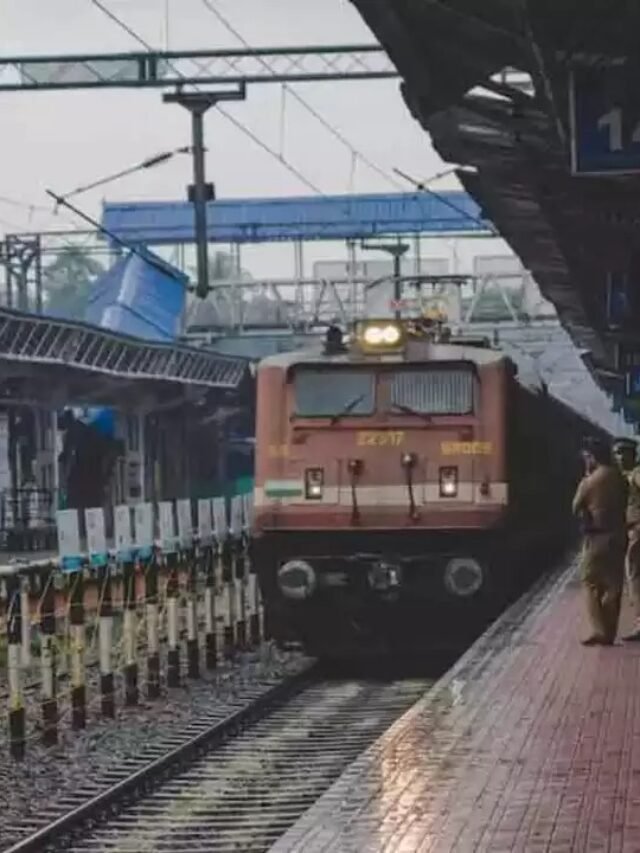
[572,436,628,646]
[613,437,640,641]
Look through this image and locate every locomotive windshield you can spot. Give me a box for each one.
[293,369,375,417]
[390,367,474,415]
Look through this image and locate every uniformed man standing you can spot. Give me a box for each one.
[613,437,640,641]
[613,437,637,478]
[572,436,628,646]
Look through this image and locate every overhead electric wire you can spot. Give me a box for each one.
[59,146,191,201]
[393,166,500,236]
[0,213,27,233]
[0,198,82,239]
[88,0,152,49]
[0,191,88,234]
[199,0,404,191]
[87,0,323,194]
[44,189,189,286]
[0,194,52,214]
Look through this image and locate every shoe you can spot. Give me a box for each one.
[581,635,607,646]
[623,630,640,642]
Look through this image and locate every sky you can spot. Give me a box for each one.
[0,0,519,278]
[0,0,627,430]
[0,1,440,232]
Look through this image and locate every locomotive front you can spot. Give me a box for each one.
[253,319,511,656]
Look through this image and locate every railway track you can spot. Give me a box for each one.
[5,664,432,853]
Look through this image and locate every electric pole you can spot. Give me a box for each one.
[164,86,246,299]
[361,240,410,319]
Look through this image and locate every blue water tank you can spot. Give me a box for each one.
[82,249,188,437]
[85,249,188,341]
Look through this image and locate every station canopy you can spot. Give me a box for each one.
[351,0,640,401]
[0,307,250,413]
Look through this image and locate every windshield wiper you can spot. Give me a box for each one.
[391,403,432,423]
[330,394,366,425]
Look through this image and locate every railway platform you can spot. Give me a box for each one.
[272,555,640,853]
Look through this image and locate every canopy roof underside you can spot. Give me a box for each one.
[352,0,640,396]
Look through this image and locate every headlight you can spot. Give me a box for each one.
[304,467,324,500]
[444,557,483,597]
[278,560,317,600]
[363,324,401,346]
[401,452,417,469]
[355,320,405,352]
[439,466,458,497]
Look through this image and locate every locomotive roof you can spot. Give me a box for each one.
[258,341,511,371]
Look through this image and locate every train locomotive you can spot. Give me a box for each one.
[252,316,609,658]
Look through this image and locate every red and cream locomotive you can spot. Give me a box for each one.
[252,317,608,658]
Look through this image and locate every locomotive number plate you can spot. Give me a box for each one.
[357,430,405,447]
[268,444,290,459]
[441,441,492,455]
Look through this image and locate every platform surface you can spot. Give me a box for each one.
[272,556,640,852]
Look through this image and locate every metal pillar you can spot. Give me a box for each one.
[360,239,410,319]
[0,235,43,313]
[413,236,422,275]
[346,240,358,318]
[231,243,242,276]
[294,241,305,280]
[393,249,403,317]
[163,87,246,299]
[137,412,146,503]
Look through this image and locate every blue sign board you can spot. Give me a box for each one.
[571,64,640,175]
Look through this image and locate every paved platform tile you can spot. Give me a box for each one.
[272,557,640,852]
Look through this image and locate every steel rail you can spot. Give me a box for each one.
[4,662,318,853]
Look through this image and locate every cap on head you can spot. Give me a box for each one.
[613,437,637,453]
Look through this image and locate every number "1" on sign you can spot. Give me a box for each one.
[598,107,640,152]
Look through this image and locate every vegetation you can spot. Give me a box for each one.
[43,246,105,321]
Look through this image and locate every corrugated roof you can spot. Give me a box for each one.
[0,307,249,397]
[350,0,640,398]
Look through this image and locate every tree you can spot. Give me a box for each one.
[189,250,253,285]
[43,247,105,321]
[209,251,236,282]
[185,250,254,328]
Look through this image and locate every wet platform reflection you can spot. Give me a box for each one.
[272,558,638,851]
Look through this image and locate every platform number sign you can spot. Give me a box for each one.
[571,63,640,175]
[597,108,640,153]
